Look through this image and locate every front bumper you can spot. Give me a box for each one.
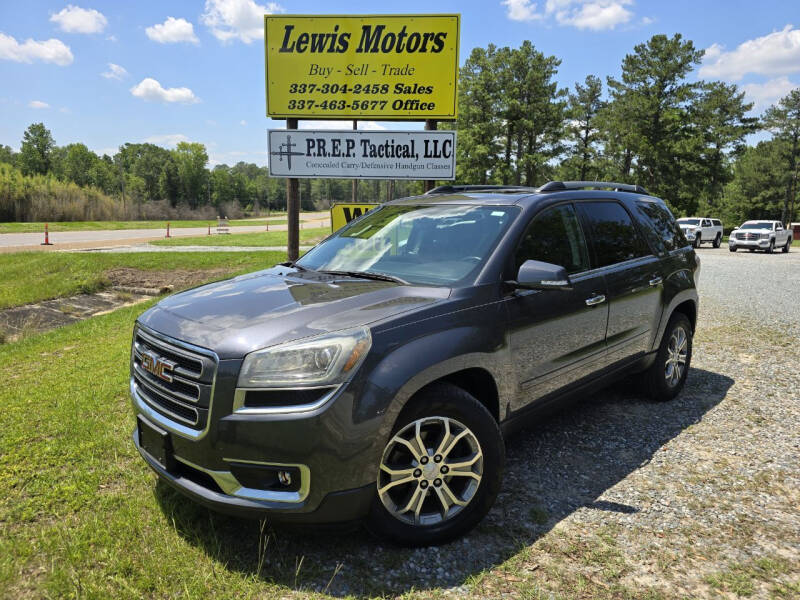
[133,426,374,521]
[729,238,770,249]
[130,363,385,522]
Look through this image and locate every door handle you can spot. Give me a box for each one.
[649,276,663,287]
[585,294,606,306]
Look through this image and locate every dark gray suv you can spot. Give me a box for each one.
[131,181,699,545]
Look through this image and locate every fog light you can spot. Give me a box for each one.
[277,470,292,486]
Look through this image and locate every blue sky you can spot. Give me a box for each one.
[1,1,798,166]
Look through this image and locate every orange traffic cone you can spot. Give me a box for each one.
[41,223,53,246]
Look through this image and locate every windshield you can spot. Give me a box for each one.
[677,218,700,226]
[740,222,772,230]
[297,204,517,286]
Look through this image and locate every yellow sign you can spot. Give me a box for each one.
[331,202,380,231]
[265,14,460,119]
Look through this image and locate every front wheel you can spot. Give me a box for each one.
[766,239,774,254]
[713,233,722,248]
[367,383,504,546]
[783,237,792,253]
[641,313,693,402]
[729,245,737,252]
[693,235,701,248]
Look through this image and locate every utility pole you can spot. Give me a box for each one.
[286,117,300,261]
[423,119,437,192]
[351,119,358,201]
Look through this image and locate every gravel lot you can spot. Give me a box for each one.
[158,247,799,599]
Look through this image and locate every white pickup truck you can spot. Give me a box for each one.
[729,220,793,253]
[676,217,723,248]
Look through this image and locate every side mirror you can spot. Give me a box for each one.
[510,260,572,291]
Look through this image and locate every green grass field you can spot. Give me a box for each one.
[0,251,285,310]
[152,227,331,247]
[0,216,290,234]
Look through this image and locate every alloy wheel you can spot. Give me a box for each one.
[377,416,483,526]
[664,326,688,387]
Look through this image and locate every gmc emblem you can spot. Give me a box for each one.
[141,350,177,383]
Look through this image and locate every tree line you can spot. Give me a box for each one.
[1,32,798,225]
[457,34,800,226]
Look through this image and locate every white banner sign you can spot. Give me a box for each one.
[268,129,455,180]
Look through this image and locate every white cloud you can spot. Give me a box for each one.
[28,100,50,109]
[0,33,73,65]
[201,0,284,44]
[554,1,633,30]
[143,133,191,146]
[699,25,800,81]
[146,17,199,44]
[503,0,634,30]
[502,0,543,22]
[741,77,799,111]
[130,78,199,104]
[101,62,128,80]
[59,107,70,113]
[240,119,247,125]
[298,121,387,131]
[50,5,107,34]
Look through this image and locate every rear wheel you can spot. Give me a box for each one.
[713,233,722,248]
[783,237,792,253]
[367,383,504,546]
[641,313,692,402]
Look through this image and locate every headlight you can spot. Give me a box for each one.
[237,327,372,388]
[761,233,771,239]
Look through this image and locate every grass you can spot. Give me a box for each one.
[0,251,286,310]
[151,226,331,247]
[0,215,292,234]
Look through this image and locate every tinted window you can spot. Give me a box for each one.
[578,201,651,267]
[712,219,721,226]
[635,200,686,253]
[515,204,589,274]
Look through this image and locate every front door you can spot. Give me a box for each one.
[505,203,609,411]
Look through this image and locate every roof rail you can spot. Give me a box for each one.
[538,181,650,195]
[425,184,537,195]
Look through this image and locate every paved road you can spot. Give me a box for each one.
[0,212,331,251]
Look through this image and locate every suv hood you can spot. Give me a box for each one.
[136,266,450,359]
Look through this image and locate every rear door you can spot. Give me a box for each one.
[576,201,663,366]
[504,203,609,409]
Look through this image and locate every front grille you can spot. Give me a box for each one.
[132,327,217,430]
[737,232,759,240]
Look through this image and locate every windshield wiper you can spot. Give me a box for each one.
[319,270,408,285]
[280,260,310,272]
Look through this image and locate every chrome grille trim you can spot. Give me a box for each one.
[131,325,218,436]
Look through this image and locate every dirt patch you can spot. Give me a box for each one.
[105,267,231,291]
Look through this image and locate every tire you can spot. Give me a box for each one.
[641,313,693,402]
[749,248,755,253]
[729,246,737,252]
[713,233,721,248]
[366,382,504,546]
[783,237,792,253]
[766,239,774,254]
[693,235,701,248]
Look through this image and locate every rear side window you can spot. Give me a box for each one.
[577,201,651,267]
[515,204,589,274]
[712,219,721,227]
[634,200,685,254]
